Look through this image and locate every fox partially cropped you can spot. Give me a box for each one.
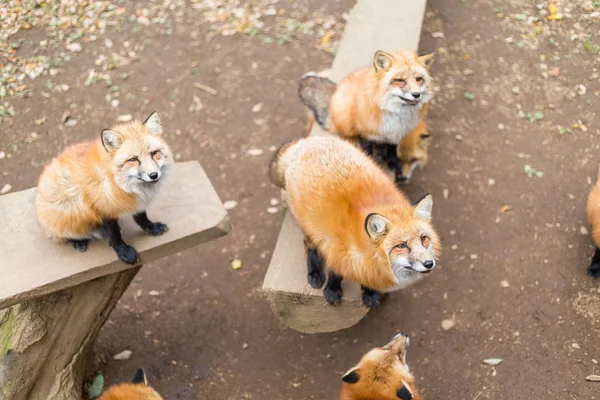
[586,165,600,278]
[99,368,163,400]
[299,50,434,180]
[36,112,172,265]
[270,136,439,307]
[339,333,421,400]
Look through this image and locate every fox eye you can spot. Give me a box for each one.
[396,242,408,249]
[127,157,139,163]
[393,78,406,86]
[151,150,160,157]
[416,76,424,83]
[421,236,431,247]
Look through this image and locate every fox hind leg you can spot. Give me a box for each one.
[361,286,384,308]
[588,247,600,278]
[323,270,343,305]
[133,211,168,236]
[70,239,89,252]
[305,237,326,289]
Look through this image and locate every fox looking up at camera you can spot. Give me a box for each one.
[35,112,172,265]
[270,136,440,308]
[299,50,434,179]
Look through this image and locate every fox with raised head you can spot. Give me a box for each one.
[99,368,163,400]
[36,112,172,265]
[339,333,421,400]
[299,50,434,181]
[270,136,440,307]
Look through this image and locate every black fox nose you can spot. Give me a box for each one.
[149,172,159,180]
[423,260,434,269]
[411,92,421,99]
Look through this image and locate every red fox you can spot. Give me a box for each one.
[36,112,172,265]
[270,136,440,307]
[299,51,434,181]
[586,165,600,278]
[395,119,432,183]
[99,368,163,400]
[339,333,421,400]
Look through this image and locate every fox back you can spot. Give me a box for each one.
[328,50,434,145]
[339,333,421,400]
[270,136,440,292]
[99,368,163,400]
[36,112,172,241]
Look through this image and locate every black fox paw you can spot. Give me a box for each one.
[145,222,169,236]
[362,290,383,308]
[308,270,325,289]
[116,244,138,265]
[324,286,342,305]
[70,239,88,252]
[588,263,600,278]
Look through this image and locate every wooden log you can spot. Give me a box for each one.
[263,0,428,333]
[0,161,230,399]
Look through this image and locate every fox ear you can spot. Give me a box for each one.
[131,368,147,385]
[397,385,414,400]
[418,53,435,68]
[373,50,394,72]
[101,129,123,153]
[341,369,360,384]
[365,213,391,241]
[413,194,433,222]
[143,112,163,136]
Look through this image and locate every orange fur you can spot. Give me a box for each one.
[36,114,172,241]
[586,166,600,247]
[328,51,434,143]
[99,383,163,400]
[271,136,440,292]
[397,119,432,181]
[339,334,421,400]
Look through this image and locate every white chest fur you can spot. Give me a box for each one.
[374,106,420,145]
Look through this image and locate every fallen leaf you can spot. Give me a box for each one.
[232,258,242,270]
[113,350,133,360]
[117,114,133,122]
[61,110,71,124]
[441,315,456,331]
[223,200,238,210]
[148,290,160,296]
[34,117,47,125]
[64,119,78,127]
[586,375,600,381]
[500,205,512,214]
[483,358,502,366]
[524,164,544,178]
[87,374,104,399]
[464,92,475,101]
[247,149,263,156]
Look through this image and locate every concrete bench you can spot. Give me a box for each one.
[263,0,428,334]
[0,161,230,400]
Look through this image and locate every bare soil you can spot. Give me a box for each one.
[1,0,600,399]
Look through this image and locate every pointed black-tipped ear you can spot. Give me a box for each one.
[341,369,360,384]
[418,53,435,68]
[101,129,123,153]
[373,50,394,72]
[131,368,147,385]
[412,194,433,222]
[365,213,391,241]
[397,385,413,400]
[143,111,162,136]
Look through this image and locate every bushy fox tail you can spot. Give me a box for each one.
[298,72,337,132]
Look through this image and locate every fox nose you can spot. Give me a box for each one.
[423,260,434,269]
[411,92,421,99]
[149,172,159,181]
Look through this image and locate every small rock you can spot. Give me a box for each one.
[580,226,589,235]
[0,151,5,159]
[592,359,598,365]
[443,189,449,199]
[549,67,560,77]
[64,119,78,127]
[113,350,133,360]
[463,69,474,76]
[105,38,114,48]
[501,280,510,288]
[117,114,133,122]
[483,358,502,366]
[242,343,249,349]
[0,184,12,195]
[512,86,520,95]
[247,149,263,156]
[111,99,120,108]
[252,102,263,113]
[66,42,82,52]
[576,84,587,95]
[497,123,505,130]
[585,375,600,382]
[267,207,278,214]
[572,343,581,349]
[470,254,478,260]
[441,316,456,331]
[224,200,238,210]
[488,179,495,186]
[431,31,445,38]
[148,290,160,296]
[270,198,279,206]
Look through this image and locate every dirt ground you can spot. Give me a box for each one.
[2,0,600,398]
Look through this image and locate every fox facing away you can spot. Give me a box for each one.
[299,50,434,181]
[270,136,440,307]
[339,333,421,400]
[99,368,163,400]
[36,112,172,265]
[586,165,600,278]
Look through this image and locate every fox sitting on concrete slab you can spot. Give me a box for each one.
[36,112,172,265]
[270,136,440,308]
[299,50,434,182]
[99,368,163,400]
[339,333,421,400]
